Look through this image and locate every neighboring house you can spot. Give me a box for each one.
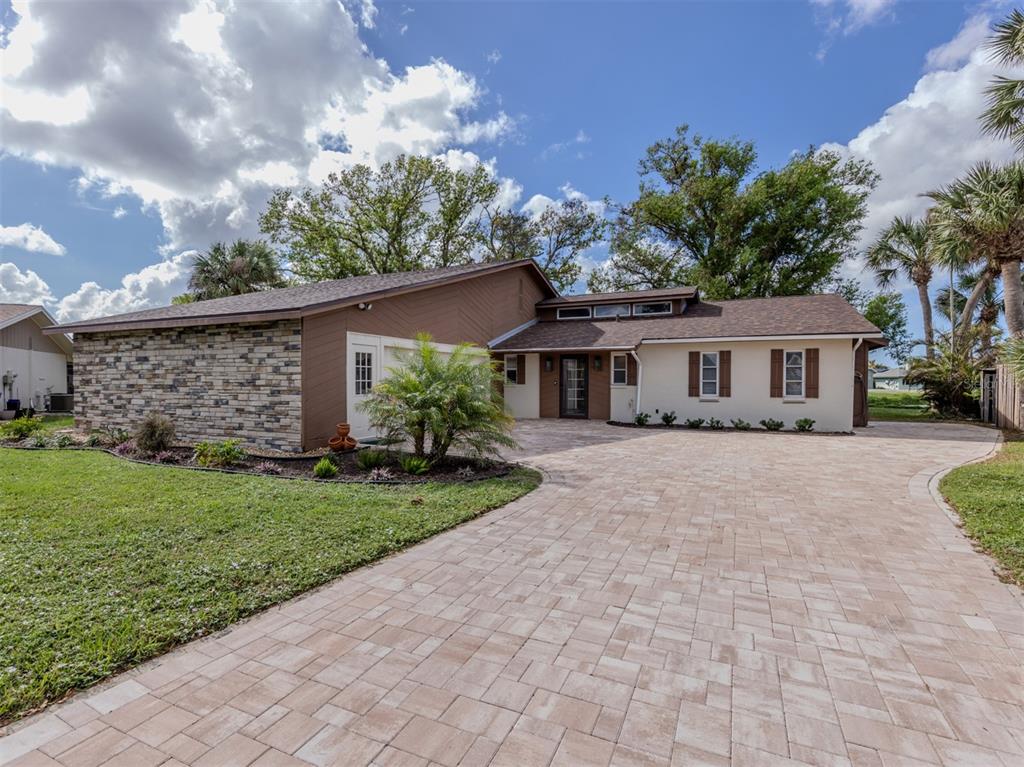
[0,304,74,413]
[49,259,884,450]
[872,367,919,391]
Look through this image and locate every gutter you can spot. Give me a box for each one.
[629,349,643,417]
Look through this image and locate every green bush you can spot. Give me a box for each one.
[356,449,389,471]
[135,412,175,455]
[194,439,246,468]
[313,457,338,478]
[794,418,816,432]
[906,333,979,417]
[707,418,724,430]
[98,427,132,447]
[31,434,48,448]
[684,418,705,429]
[730,418,751,430]
[634,412,651,426]
[660,410,677,426]
[0,416,43,441]
[760,418,784,431]
[54,434,74,448]
[359,334,516,464]
[399,454,431,475]
[84,434,103,448]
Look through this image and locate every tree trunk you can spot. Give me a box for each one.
[916,281,934,359]
[956,269,993,344]
[1002,259,1024,336]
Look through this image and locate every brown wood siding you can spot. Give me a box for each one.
[770,349,784,398]
[589,352,610,420]
[719,350,731,397]
[994,363,1023,430]
[301,264,549,449]
[0,317,68,355]
[688,351,700,397]
[853,341,868,427]
[806,348,820,398]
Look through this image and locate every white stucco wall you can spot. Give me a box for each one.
[0,346,68,409]
[503,352,539,419]
[637,338,855,432]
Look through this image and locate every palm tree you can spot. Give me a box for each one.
[934,266,1004,358]
[187,240,286,301]
[928,161,1024,338]
[865,216,935,358]
[981,10,1024,151]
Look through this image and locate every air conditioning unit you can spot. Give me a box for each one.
[49,393,74,412]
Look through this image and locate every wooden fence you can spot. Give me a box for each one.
[993,364,1023,431]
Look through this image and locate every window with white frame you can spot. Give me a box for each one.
[556,306,592,319]
[701,352,719,397]
[785,350,804,398]
[355,351,373,395]
[633,301,672,316]
[612,354,627,385]
[593,303,631,318]
[504,355,519,385]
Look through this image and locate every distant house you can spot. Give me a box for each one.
[0,304,74,414]
[872,367,919,391]
[49,259,884,451]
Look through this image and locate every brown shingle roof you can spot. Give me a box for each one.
[50,259,554,333]
[494,294,882,350]
[0,303,39,325]
[537,286,697,306]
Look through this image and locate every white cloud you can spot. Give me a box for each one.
[541,129,591,160]
[521,182,606,219]
[0,223,67,256]
[54,252,196,322]
[0,262,56,305]
[924,14,991,71]
[486,49,502,64]
[811,0,897,59]
[112,206,128,219]
[0,0,510,256]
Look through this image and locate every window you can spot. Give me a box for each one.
[701,352,719,397]
[557,306,592,319]
[593,303,631,318]
[633,301,672,316]
[505,354,519,385]
[785,350,804,398]
[355,351,373,395]
[612,354,627,385]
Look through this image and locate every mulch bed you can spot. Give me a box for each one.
[607,420,852,435]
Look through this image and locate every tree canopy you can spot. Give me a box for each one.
[175,239,286,303]
[588,125,877,299]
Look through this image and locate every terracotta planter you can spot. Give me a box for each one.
[336,423,351,439]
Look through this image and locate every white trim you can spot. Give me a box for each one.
[503,353,521,386]
[632,301,672,316]
[593,303,631,319]
[556,306,593,320]
[487,318,537,348]
[783,349,805,399]
[640,333,883,345]
[700,350,719,398]
[496,345,634,353]
[611,352,628,387]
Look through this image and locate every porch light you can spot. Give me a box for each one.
[544,356,553,373]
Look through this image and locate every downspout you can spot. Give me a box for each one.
[629,349,643,417]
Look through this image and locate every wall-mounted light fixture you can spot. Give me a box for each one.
[357,302,373,311]
[544,356,553,373]
[593,355,602,371]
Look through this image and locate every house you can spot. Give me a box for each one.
[872,367,919,391]
[48,259,884,450]
[1,304,74,416]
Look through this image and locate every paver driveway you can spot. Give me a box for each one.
[3,421,1022,766]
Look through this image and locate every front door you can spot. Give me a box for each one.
[560,355,588,418]
[348,342,377,438]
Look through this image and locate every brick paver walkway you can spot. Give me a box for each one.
[3,421,1022,766]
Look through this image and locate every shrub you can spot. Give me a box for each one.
[356,449,389,471]
[313,456,338,478]
[84,434,103,447]
[660,410,677,426]
[152,450,178,463]
[135,412,175,455]
[684,418,705,429]
[760,418,784,431]
[369,467,394,481]
[31,434,49,448]
[794,418,815,432]
[54,433,74,448]
[359,334,516,464]
[253,460,281,475]
[634,412,651,426]
[707,418,724,430]
[98,427,132,447]
[906,333,980,417]
[456,465,476,479]
[0,416,42,441]
[400,454,431,475]
[731,418,751,430]
[194,439,246,468]
[112,439,138,457]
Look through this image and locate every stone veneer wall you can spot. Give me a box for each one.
[74,321,303,451]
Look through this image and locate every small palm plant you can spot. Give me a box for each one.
[359,334,517,465]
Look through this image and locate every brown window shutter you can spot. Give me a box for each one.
[806,348,819,398]
[719,350,731,397]
[517,354,527,386]
[688,351,700,397]
[627,355,637,386]
[770,349,783,398]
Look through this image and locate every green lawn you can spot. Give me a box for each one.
[0,448,539,723]
[868,389,938,421]
[941,436,1024,588]
[37,414,74,431]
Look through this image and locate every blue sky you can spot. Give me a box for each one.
[0,0,1016,362]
